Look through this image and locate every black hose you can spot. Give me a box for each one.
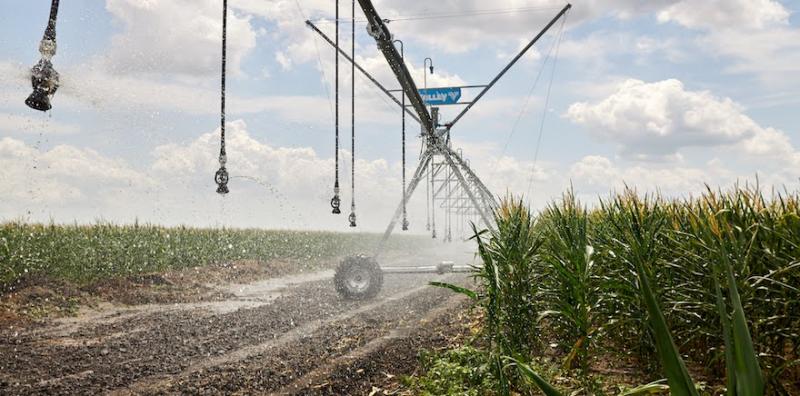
[331,0,341,213]
[349,0,356,227]
[44,0,59,40]
[215,0,229,194]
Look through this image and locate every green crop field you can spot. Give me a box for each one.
[416,185,800,395]
[0,222,426,287]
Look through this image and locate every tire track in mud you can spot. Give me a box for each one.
[162,280,466,395]
[0,269,467,395]
[115,282,434,394]
[275,294,467,395]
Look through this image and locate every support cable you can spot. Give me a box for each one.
[500,29,561,157]
[214,0,229,195]
[447,3,571,130]
[348,0,357,227]
[331,0,342,214]
[295,2,336,127]
[527,10,568,201]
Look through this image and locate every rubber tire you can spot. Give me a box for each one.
[334,255,383,300]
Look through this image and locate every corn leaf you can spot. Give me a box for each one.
[429,281,478,300]
[504,356,563,396]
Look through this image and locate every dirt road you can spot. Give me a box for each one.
[0,251,474,395]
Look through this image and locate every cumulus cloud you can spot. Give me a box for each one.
[54,63,397,126]
[564,153,800,206]
[0,137,153,208]
[103,0,258,76]
[657,0,789,30]
[0,118,556,230]
[699,27,800,88]
[656,0,800,88]
[235,0,680,84]
[567,154,721,195]
[0,120,429,230]
[559,31,685,66]
[0,113,80,135]
[565,79,773,160]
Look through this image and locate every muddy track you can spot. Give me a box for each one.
[0,261,471,395]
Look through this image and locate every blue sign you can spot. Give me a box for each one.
[419,87,462,105]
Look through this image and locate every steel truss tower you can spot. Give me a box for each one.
[307,1,571,255]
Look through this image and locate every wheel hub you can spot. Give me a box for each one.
[346,267,370,292]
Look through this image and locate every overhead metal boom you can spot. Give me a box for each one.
[447,3,571,129]
[305,20,421,125]
[356,0,433,133]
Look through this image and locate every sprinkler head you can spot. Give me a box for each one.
[215,166,229,195]
[331,195,341,214]
[431,229,437,239]
[25,89,51,112]
[349,212,357,227]
[25,58,59,112]
[401,218,409,231]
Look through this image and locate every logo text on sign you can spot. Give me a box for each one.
[418,87,462,105]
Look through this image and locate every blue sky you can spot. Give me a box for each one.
[1,0,799,232]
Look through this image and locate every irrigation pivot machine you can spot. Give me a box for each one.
[21,0,570,300]
[321,0,572,299]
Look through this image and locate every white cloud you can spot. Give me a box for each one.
[656,0,800,88]
[566,79,771,160]
[567,154,736,198]
[0,137,153,207]
[657,0,789,30]
[103,0,258,76]
[239,0,685,76]
[699,27,800,87]
[275,51,293,71]
[564,152,800,206]
[0,120,431,230]
[0,119,554,230]
[738,127,800,170]
[0,113,80,135]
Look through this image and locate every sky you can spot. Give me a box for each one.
[0,0,799,233]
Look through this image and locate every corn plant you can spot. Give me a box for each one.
[430,185,798,394]
[602,193,699,395]
[433,197,544,395]
[591,190,669,365]
[0,221,430,288]
[508,191,770,395]
[538,189,603,370]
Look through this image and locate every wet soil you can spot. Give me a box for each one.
[0,250,476,395]
[0,258,323,324]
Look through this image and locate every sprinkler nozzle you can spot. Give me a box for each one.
[25,58,59,112]
[215,166,229,195]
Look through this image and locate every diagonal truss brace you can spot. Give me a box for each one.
[305,20,421,125]
[375,137,494,256]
